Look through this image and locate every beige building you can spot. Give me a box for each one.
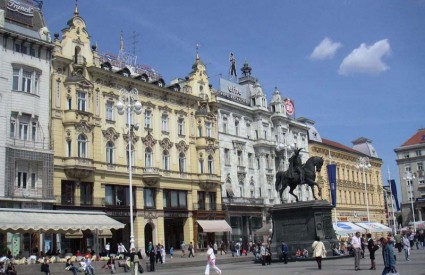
[309,138,386,225]
[50,6,222,253]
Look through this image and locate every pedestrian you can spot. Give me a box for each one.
[65,258,79,275]
[366,233,377,270]
[220,241,226,255]
[280,241,288,264]
[188,242,195,258]
[180,241,186,257]
[260,243,266,266]
[156,243,163,264]
[312,236,326,270]
[149,249,156,272]
[213,242,218,255]
[394,233,402,253]
[265,244,272,265]
[351,231,362,271]
[205,243,222,275]
[360,234,366,259]
[402,233,411,261]
[381,237,397,275]
[235,241,240,256]
[105,242,110,257]
[160,245,166,263]
[230,241,235,257]
[170,247,174,258]
[41,258,50,275]
[129,248,139,275]
[408,232,414,249]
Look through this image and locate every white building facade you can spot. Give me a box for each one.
[217,62,310,243]
[0,0,54,256]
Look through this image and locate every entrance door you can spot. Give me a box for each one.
[144,223,153,250]
[164,218,184,252]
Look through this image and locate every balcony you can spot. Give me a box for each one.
[63,110,94,125]
[141,167,162,186]
[63,157,95,180]
[222,197,264,206]
[55,196,108,207]
[6,138,50,150]
[193,202,222,211]
[195,136,217,149]
[237,166,246,174]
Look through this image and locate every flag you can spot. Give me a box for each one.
[388,179,400,211]
[327,164,337,206]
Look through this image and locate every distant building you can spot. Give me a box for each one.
[217,62,310,243]
[0,0,54,256]
[394,128,425,225]
[309,132,386,225]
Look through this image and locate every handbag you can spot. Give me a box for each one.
[138,262,144,273]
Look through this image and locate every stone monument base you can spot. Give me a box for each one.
[270,200,337,259]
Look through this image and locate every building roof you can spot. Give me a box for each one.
[400,128,425,147]
[321,138,362,154]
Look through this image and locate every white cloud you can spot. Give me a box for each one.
[309,37,342,60]
[338,39,391,76]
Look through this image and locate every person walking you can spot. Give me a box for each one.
[402,233,411,261]
[105,242,111,257]
[41,258,50,275]
[229,241,235,257]
[381,237,397,275]
[129,248,139,275]
[312,236,326,270]
[205,243,222,275]
[260,243,266,266]
[360,234,366,259]
[188,242,195,258]
[281,241,288,264]
[352,231,363,271]
[180,241,186,257]
[65,258,79,275]
[367,233,377,270]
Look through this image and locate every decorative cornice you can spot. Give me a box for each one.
[232,140,246,151]
[102,127,120,141]
[75,121,94,133]
[159,138,173,150]
[141,132,157,148]
[176,140,189,152]
[158,105,172,113]
[175,109,188,116]
[142,101,156,109]
[123,131,139,144]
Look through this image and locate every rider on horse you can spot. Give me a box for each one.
[288,148,304,184]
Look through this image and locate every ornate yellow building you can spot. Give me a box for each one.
[50,6,222,253]
[309,138,387,225]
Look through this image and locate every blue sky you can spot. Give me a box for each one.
[42,0,425,197]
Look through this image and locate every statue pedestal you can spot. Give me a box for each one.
[270,200,337,259]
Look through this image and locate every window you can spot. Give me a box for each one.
[416,150,422,157]
[77,91,87,111]
[405,166,411,172]
[17,172,27,189]
[248,153,253,168]
[208,155,214,174]
[80,182,93,205]
[77,134,87,158]
[145,147,153,167]
[224,149,230,165]
[106,141,114,164]
[178,118,184,135]
[199,159,204,173]
[105,185,132,206]
[266,154,270,169]
[12,67,40,94]
[144,188,155,208]
[67,97,72,110]
[106,101,114,121]
[179,152,186,172]
[163,190,187,209]
[30,173,36,189]
[257,157,260,169]
[418,162,423,171]
[145,110,152,129]
[19,121,29,140]
[206,122,212,137]
[67,140,72,157]
[126,144,135,165]
[61,180,75,205]
[235,120,239,136]
[237,151,243,166]
[10,117,16,138]
[246,123,251,138]
[209,192,216,210]
[11,113,35,141]
[161,114,168,132]
[198,191,205,210]
[404,154,410,159]
[223,118,228,134]
[31,122,37,141]
[163,150,170,170]
[264,130,267,140]
[198,126,202,137]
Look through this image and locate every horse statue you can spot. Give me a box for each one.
[275,156,324,202]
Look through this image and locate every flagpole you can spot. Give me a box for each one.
[388,167,397,235]
[329,149,337,225]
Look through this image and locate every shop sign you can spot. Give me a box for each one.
[218,78,250,105]
[164,212,188,218]
[5,0,35,26]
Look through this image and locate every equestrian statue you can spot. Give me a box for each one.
[275,148,324,202]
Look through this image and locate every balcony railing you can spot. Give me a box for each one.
[55,196,107,207]
[222,197,264,206]
[193,202,222,211]
[6,138,50,150]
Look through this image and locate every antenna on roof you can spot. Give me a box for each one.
[129,31,140,57]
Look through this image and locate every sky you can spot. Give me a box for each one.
[41,0,425,199]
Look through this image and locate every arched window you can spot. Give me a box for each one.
[199,158,204,173]
[77,134,87,158]
[106,141,114,164]
[126,144,135,166]
[145,147,153,167]
[179,152,186,173]
[208,155,214,174]
[162,150,170,170]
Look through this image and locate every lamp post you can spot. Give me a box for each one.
[403,171,416,232]
[357,156,371,223]
[116,88,142,250]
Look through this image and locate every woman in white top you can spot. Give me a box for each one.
[205,243,222,275]
[312,236,326,270]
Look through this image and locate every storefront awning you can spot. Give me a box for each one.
[333,222,366,234]
[355,222,392,233]
[65,229,112,239]
[0,208,125,233]
[197,220,232,233]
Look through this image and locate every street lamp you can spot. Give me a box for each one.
[116,88,142,250]
[403,171,416,232]
[357,156,371,223]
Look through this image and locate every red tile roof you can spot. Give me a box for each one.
[401,129,425,147]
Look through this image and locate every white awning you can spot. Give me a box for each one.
[355,222,392,233]
[0,208,125,233]
[333,222,366,234]
[197,220,232,233]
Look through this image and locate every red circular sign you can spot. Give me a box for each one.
[284,99,295,115]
